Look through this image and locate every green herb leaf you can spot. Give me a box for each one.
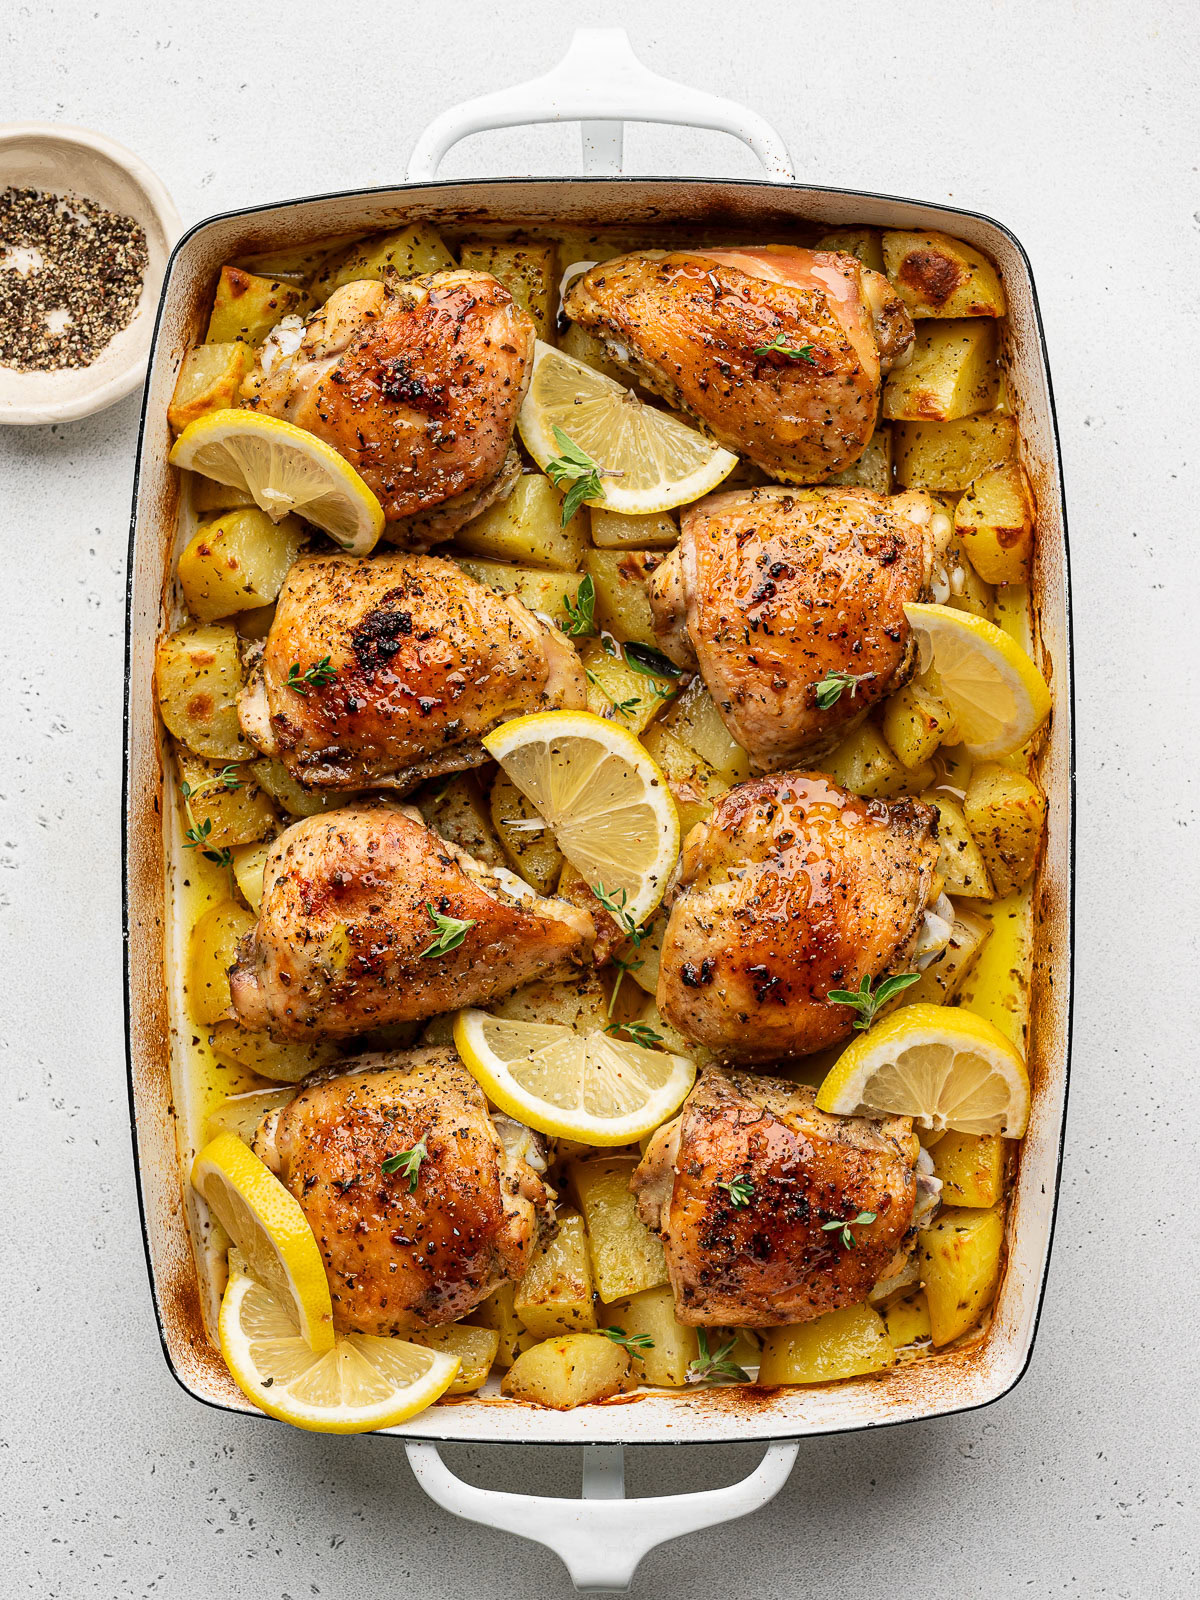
[827,971,920,1030]
[623,642,683,681]
[717,1175,754,1209]
[285,655,336,697]
[418,904,476,959]
[382,1136,429,1192]
[687,1328,750,1385]
[591,881,645,948]
[605,1019,663,1050]
[545,426,606,525]
[821,1210,878,1250]
[563,572,597,637]
[604,954,645,1018]
[812,669,873,710]
[599,1326,655,1351]
[754,333,817,364]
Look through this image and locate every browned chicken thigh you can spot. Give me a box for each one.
[657,773,942,1062]
[631,1066,918,1326]
[229,804,594,1041]
[253,1048,550,1334]
[650,487,935,769]
[563,247,913,481]
[238,551,585,792]
[244,271,535,546]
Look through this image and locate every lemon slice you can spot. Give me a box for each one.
[454,1008,695,1145]
[483,710,679,925]
[191,1132,335,1352]
[170,409,385,555]
[517,340,738,515]
[219,1267,459,1433]
[815,1002,1030,1137]
[904,602,1051,758]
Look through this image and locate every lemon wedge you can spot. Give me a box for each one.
[218,1266,459,1433]
[904,602,1051,758]
[482,710,679,925]
[170,409,385,555]
[454,1008,695,1145]
[191,1132,335,1352]
[815,1002,1030,1137]
[517,340,738,515]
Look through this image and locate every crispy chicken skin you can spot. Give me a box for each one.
[243,272,535,546]
[229,804,594,1041]
[238,551,585,792]
[650,487,934,769]
[657,773,940,1062]
[562,247,913,482]
[631,1066,918,1327]
[253,1048,551,1334]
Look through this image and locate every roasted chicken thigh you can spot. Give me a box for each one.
[238,551,585,792]
[253,1048,550,1334]
[229,804,594,1041]
[244,271,535,546]
[563,247,913,482]
[632,1066,919,1326]
[650,487,935,769]
[657,773,943,1062]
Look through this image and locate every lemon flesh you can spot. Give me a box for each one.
[518,341,738,516]
[170,410,385,555]
[482,710,679,925]
[191,1132,335,1352]
[904,602,1051,759]
[218,1270,459,1433]
[815,1002,1030,1137]
[454,1008,695,1145]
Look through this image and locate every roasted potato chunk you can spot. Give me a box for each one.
[932,1131,1006,1208]
[638,724,727,836]
[208,1019,340,1083]
[883,1291,932,1349]
[501,1333,632,1409]
[457,240,557,338]
[894,415,1017,491]
[188,902,255,1026]
[825,423,893,492]
[964,763,1046,895]
[205,267,308,345]
[902,903,991,1007]
[658,675,752,787]
[468,1283,522,1369]
[922,792,994,898]
[589,507,679,549]
[882,230,1007,319]
[176,750,276,849]
[881,682,957,771]
[757,1304,895,1385]
[250,758,354,818]
[919,1204,1005,1345]
[231,837,273,913]
[559,321,627,382]
[815,227,884,273]
[580,635,677,732]
[491,972,611,1032]
[312,222,454,303]
[168,343,255,432]
[571,1157,668,1305]
[413,1324,501,1394]
[190,473,256,513]
[456,474,587,571]
[490,769,565,893]
[513,1210,597,1339]
[453,556,587,633]
[177,509,306,623]
[883,319,999,422]
[825,721,932,799]
[583,548,668,649]
[605,1284,700,1387]
[957,885,1035,1050]
[156,622,248,762]
[954,461,1035,585]
[417,772,505,868]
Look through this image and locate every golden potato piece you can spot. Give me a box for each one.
[932,1131,1006,1208]
[500,1333,632,1409]
[457,240,557,339]
[250,758,354,818]
[468,1283,522,1369]
[963,763,1046,896]
[188,901,255,1026]
[825,721,931,800]
[491,972,610,1033]
[168,343,254,432]
[189,473,256,513]
[894,415,1017,491]
[579,635,677,733]
[825,423,893,492]
[416,772,505,868]
[757,1304,895,1385]
[177,509,306,623]
[571,1157,668,1305]
[413,1324,501,1394]
[881,682,957,771]
[156,622,248,762]
[658,675,752,787]
[584,548,673,650]
[919,1204,1005,1345]
[207,1019,341,1083]
[231,837,273,913]
[957,886,1034,1050]
[558,321,626,383]
[513,1210,597,1339]
[883,1290,932,1349]
[205,267,308,345]
[589,507,679,550]
[453,556,588,634]
[491,768,565,893]
[922,792,994,898]
[637,724,727,836]
[456,474,587,571]
[312,223,455,305]
[627,912,667,998]
[954,461,1036,585]
[882,230,1007,318]
[815,227,884,273]
[176,750,276,850]
[902,903,991,1007]
[883,319,999,422]
[604,1283,699,1387]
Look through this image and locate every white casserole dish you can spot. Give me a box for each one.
[122,30,1074,1589]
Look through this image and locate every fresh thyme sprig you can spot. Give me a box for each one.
[687,1329,750,1385]
[717,1175,754,1209]
[591,882,645,949]
[418,904,476,958]
[604,1019,664,1050]
[586,669,641,719]
[812,668,874,710]
[545,426,609,525]
[821,1210,878,1250]
[604,953,646,1018]
[599,1326,655,1352]
[827,972,920,1030]
[382,1136,429,1192]
[285,655,336,696]
[754,333,816,364]
[563,573,596,636]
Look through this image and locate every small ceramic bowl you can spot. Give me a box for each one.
[0,123,180,425]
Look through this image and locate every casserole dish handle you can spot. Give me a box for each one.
[406,1438,798,1591]
[406,26,794,182]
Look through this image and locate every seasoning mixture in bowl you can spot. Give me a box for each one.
[0,185,147,371]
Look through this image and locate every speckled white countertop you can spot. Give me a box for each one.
[2,1,1197,1595]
